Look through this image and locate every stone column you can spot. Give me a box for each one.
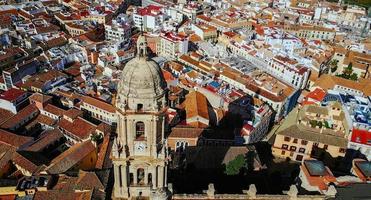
[113,164,121,197]
[144,169,148,185]
[121,164,129,198]
[164,165,168,186]
[158,166,164,188]
[121,165,127,188]
[151,167,157,189]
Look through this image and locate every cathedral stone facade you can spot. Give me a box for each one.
[112,35,170,200]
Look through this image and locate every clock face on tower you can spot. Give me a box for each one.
[135,142,146,153]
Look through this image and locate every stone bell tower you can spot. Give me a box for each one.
[112,35,169,199]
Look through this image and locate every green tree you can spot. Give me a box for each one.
[343,62,353,77]
[317,121,323,128]
[225,154,246,175]
[324,121,330,129]
[350,73,358,81]
[91,133,103,144]
[310,120,317,128]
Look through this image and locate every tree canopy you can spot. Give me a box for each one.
[225,154,246,175]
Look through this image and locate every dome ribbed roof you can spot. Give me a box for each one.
[117,57,166,99]
[117,35,166,99]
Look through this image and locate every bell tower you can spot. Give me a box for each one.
[112,35,169,199]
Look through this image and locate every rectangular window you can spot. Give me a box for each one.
[299,148,305,153]
[293,139,298,144]
[301,140,308,145]
[290,146,297,151]
[282,144,288,149]
[339,148,345,153]
[296,155,303,161]
[324,145,328,150]
[284,136,290,142]
[281,150,285,155]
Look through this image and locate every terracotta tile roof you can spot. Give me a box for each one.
[33,114,56,126]
[0,108,14,125]
[34,190,92,200]
[12,152,39,174]
[81,95,115,113]
[167,61,184,72]
[169,125,204,139]
[0,129,33,148]
[313,74,371,96]
[184,91,209,120]
[63,108,83,120]
[0,143,16,172]
[44,104,65,117]
[45,36,68,49]
[95,134,111,169]
[29,93,52,104]
[96,122,111,134]
[58,117,97,140]
[21,70,67,91]
[189,33,202,43]
[0,88,26,102]
[64,64,81,77]
[162,69,175,81]
[305,88,326,102]
[46,140,96,174]
[53,170,104,191]
[0,104,39,129]
[21,129,64,152]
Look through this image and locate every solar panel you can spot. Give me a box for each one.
[304,160,326,176]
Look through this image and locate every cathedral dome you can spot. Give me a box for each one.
[116,35,167,111]
[118,57,166,98]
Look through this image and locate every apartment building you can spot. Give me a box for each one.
[80,95,116,125]
[157,31,189,59]
[284,25,336,41]
[105,14,131,42]
[133,5,164,31]
[219,34,310,90]
[272,102,350,162]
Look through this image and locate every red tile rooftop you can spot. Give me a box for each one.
[44,104,65,117]
[58,117,96,140]
[0,129,33,147]
[305,88,326,102]
[0,104,39,129]
[46,140,96,174]
[0,108,14,124]
[0,88,26,102]
[136,5,162,16]
[81,95,115,113]
[161,31,187,42]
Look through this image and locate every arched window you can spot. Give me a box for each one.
[137,168,145,185]
[136,122,145,139]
